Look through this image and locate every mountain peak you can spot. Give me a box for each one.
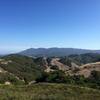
[19,48,100,57]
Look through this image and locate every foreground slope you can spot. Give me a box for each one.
[0,84,100,100]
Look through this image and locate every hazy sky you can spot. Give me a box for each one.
[0,0,100,54]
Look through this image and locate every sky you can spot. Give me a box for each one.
[0,0,100,54]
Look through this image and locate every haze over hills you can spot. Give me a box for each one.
[19,48,100,57]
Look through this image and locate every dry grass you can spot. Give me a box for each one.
[0,83,100,100]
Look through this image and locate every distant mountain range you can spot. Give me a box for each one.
[19,48,100,57]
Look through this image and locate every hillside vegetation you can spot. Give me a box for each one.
[0,53,100,89]
[0,54,100,99]
[0,55,45,84]
[0,84,100,100]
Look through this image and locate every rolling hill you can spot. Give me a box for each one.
[0,54,46,84]
[0,53,100,85]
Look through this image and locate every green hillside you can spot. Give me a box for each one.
[0,55,45,84]
[0,54,100,99]
[0,54,100,89]
[68,53,100,65]
[0,84,100,100]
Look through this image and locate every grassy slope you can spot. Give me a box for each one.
[0,84,100,100]
[0,55,44,82]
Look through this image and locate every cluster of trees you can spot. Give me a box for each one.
[0,69,100,89]
[36,70,100,89]
[36,71,85,84]
[36,71,66,83]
